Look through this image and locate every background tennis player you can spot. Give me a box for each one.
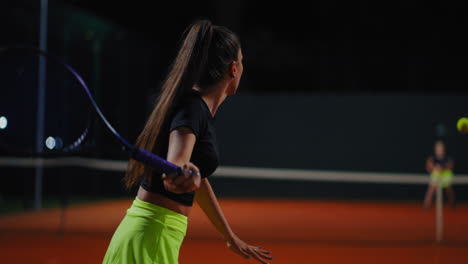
[424,140,456,209]
[102,20,273,264]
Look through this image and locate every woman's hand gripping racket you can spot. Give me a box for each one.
[162,162,201,194]
[0,46,198,177]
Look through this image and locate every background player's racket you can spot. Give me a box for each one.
[0,46,191,176]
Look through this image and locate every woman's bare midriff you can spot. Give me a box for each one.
[137,186,192,216]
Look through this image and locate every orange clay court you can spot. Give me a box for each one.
[1,199,467,264]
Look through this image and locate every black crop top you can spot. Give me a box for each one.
[430,155,451,167]
[140,90,219,206]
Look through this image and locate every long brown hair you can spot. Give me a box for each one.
[124,20,240,189]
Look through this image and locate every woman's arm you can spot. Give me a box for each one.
[195,178,273,264]
[446,159,454,171]
[194,178,234,240]
[426,157,434,174]
[163,127,201,194]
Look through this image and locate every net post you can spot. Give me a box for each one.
[34,0,48,210]
[435,178,443,243]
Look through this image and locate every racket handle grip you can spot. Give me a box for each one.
[132,148,181,175]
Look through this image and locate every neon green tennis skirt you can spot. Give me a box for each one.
[102,197,188,264]
[430,169,454,188]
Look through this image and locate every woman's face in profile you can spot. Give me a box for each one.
[435,142,445,157]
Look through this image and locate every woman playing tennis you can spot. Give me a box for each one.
[103,20,273,264]
[423,140,456,209]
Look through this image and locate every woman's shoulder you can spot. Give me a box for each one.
[176,91,210,116]
[169,91,210,133]
[175,94,205,114]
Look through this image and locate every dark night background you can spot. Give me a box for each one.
[55,0,468,94]
[1,0,468,205]
[3,0,468,94]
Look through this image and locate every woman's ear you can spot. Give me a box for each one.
[230,61,238,78]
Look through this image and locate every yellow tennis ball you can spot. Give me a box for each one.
[457,117,468,133]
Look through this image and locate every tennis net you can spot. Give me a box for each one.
[1,156,468,244]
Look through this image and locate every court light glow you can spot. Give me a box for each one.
[0,116,7,129]
[45,137,56,150]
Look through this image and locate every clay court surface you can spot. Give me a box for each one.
[1,199,467,264]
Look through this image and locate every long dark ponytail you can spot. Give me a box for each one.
[124,20,240,189]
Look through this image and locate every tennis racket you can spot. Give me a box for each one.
[0,46,189,176]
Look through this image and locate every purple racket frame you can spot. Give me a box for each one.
[1,46,185,176]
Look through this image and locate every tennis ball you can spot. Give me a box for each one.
[457,117,468,133]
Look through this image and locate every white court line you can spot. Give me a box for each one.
[1,157,468,184]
